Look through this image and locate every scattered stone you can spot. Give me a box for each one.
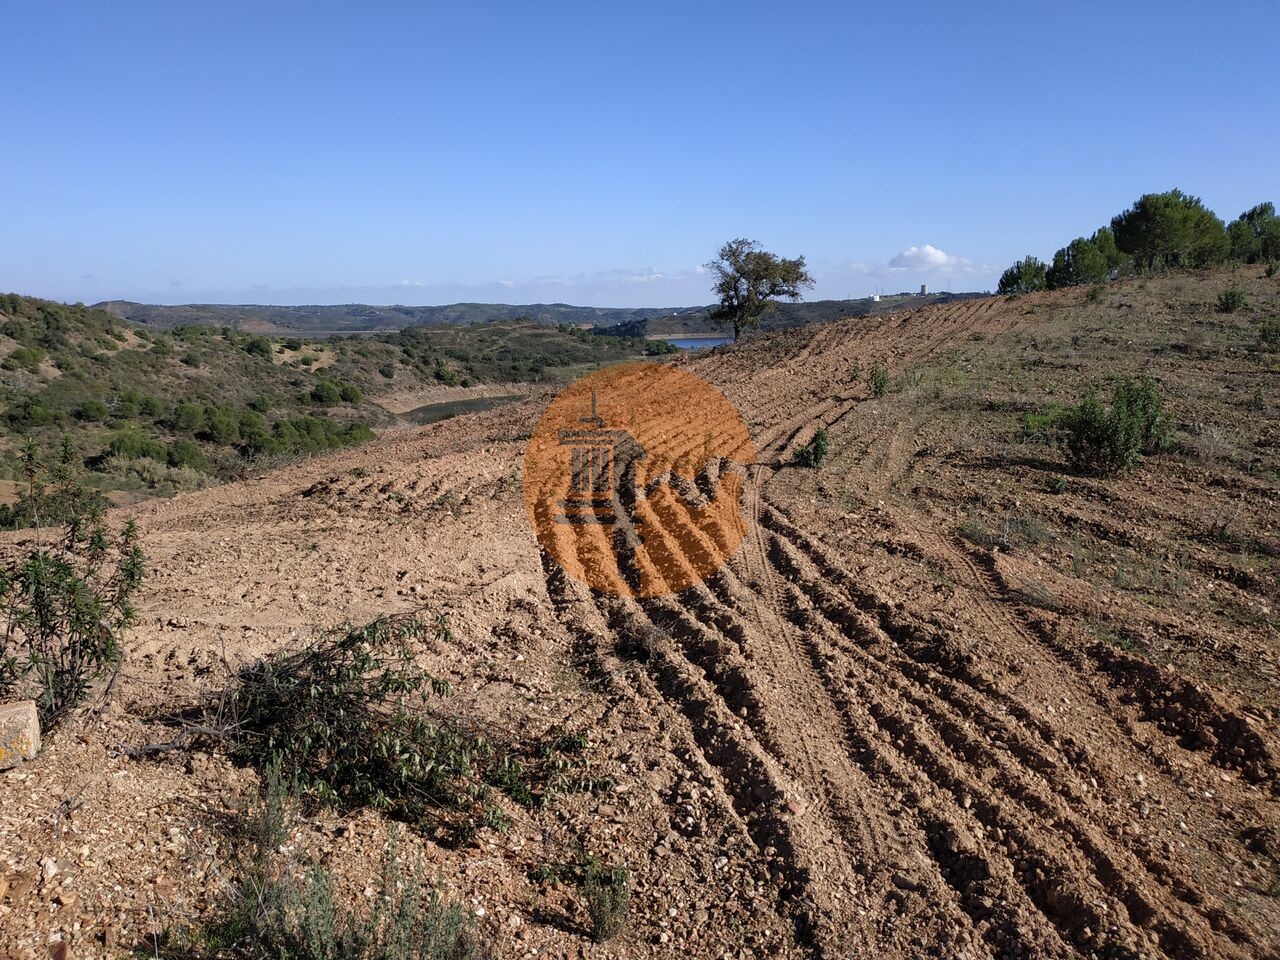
[0,701,40,769]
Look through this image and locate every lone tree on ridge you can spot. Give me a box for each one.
[706,239,815,341]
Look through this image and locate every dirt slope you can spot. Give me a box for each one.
[3,269,1278,959]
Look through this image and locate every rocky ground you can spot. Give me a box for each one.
[2,268,1278,959]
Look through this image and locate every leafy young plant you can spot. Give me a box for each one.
[0,436,108,531]
[791,427,829,468]
[0,438,145,728]
[1216,286,1247,313]
[869,362,889,398]
[1059,378,1169,477]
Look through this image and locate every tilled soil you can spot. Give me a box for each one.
[2,269,1278,959]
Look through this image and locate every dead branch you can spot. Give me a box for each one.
[113,725,232,759]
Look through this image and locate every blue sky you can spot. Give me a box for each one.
[2,1,1276,307]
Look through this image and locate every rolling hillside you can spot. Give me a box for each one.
[4,266,1277,958]
[0,294,672,515]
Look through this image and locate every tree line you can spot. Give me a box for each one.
[997,190,1280,294]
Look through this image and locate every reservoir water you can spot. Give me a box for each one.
[662,336,732,350]
[403,394,521,425]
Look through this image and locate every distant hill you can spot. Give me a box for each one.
[95,292,987,338]
[95,301,700,336]
[615,292,987,339]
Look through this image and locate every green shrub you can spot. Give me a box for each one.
[140,395,166,419]
[869,362,889,398]
[238,409,268,439]
[3,345,47,372]
[339,383,363,404]
[344,423,376,444]
[791,427,829,468]
[0,440,144,728]
[168,438,208,470]
[2,318,31,341]
[1060,378,1169,477]
[310,381,342,405]
[1086,284,1105,303]
[75,399,110,422]
[242,417,375,458]
[379,362,396,379]
[108,427,168,462]
[1266,260,1278,278]
[582,858,630,943]
[1259,317,1280,351]
[243,336,274,361]
[170,402,205,433]
[201,405,242,445]
[5,396,61,429]
[1216,287,1247,313]
[219,614,610,844]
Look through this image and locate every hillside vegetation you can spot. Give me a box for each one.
[0,294,667,520]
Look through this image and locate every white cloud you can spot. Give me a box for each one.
[838,245,996,294]
[399,279,425,287]
[887,244,974,272]
[526,267,673,288]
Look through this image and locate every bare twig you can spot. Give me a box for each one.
[48,780,94,840]
[113,724,232,759]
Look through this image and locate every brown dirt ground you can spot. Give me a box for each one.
[2,269,1279,960]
